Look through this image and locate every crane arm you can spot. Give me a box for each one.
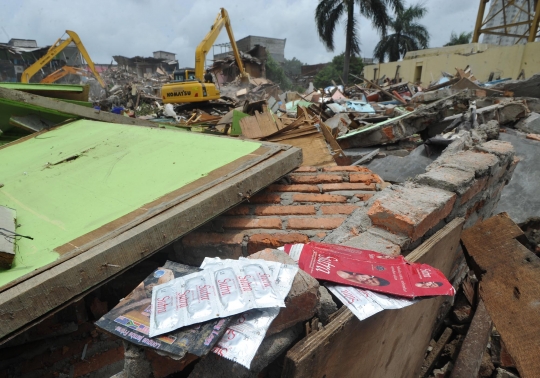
[21,30,106,88]
[194,8,248,81]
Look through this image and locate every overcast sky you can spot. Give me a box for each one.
[0,0,478,66]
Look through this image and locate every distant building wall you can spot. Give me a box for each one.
[365,42,540,84]
[215,36,286,63]
[153,51,176,60]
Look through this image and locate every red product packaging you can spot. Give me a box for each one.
[283,242,454,299]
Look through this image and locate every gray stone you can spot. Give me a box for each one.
[477,120,500,140]
[493,73,540,98]
[316,286,338,324]
[499,102,529,124]
[515,112,540,134]
[496,130,540,224]
[342,231,401,256]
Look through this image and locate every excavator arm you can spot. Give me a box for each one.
[21,30,106,88]
[194,8,248,82]
[41,66,92,84]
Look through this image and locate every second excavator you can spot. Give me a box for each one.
[161,8,248,104]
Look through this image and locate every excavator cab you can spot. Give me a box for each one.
[172,68,197,83]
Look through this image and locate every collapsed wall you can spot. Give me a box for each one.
[0,130,516,377]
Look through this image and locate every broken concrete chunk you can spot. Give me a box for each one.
[315,286,338,324]
[515,112,540,134]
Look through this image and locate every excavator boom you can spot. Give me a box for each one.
[21,30,106,88]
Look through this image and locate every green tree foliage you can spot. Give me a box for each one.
[314,53,364,88]
[444,31,473,46]
[315,0,404,84]
[283,57,304,77]
[373,3,430,62]
[265,55,292,90]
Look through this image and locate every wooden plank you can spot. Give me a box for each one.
[450,300,492,378]
[0,146,302,343]
[461,212,540,378]
[239,114,263,139]
[0,86,158,128]
[420,327,453,377]
[0,206,16,269]
[283,217,464,378]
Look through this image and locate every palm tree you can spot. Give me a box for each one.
[315,0,404,84]
[444,31,473,46]
[373,4,429,63]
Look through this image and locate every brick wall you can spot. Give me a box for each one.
[3,136,516,377]
[174,139,516,263]
[172,166,385,265]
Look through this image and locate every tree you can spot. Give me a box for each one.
[444,31,473,46]
[373,4,429,63]
[315,0,404,85]
[282,57,304,78]
[314,53,364,88]
[265,55,292,90]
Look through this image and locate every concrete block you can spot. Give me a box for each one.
[515,112,540,134]
[476,140,515,165]
[316,286,338,324]
[367,184,456,241]
[499,102,528,124]
[415,166,475,195]
[428,150,499,177]
[248,249,319,335]
[342,231,401,256]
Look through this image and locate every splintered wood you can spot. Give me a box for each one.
[240,106,343,167]
[461,212,540,378]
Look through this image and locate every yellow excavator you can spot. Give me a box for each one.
[161,8,249,104]
[21,30,106,88]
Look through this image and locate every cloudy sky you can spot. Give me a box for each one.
[0,0,478,66]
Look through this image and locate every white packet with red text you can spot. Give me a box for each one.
[326,284,416,321]
[211,259,298,368]
[150,259,285,337]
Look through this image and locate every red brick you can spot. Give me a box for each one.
[248,193,282,204]
[367,186,456,241]
[145,350,198,378]
[222,217,282,229]
[254,205,316,216]
[294,166,318,172]
[461,176,488,204]
[321,205,358,215]
[382,125,395,140]
[322,166,372,172]
[182,231,245,247]
[289,174,343,184]
[224,205,250,215]
[247,233,310,254]
[350,172,383,184]
[293,193,347,203]
[268,184,319,193]
[320,183,376,191]
[526,133,540,141]
[73,346,124,377]
[287,217,346,230]
[355,193,374,201]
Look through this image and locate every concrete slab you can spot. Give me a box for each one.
[496,130,540,224]
[365,145,440,183]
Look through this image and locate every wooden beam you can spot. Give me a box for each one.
[0,86,159,128]
[283,217,464,378]
[461,212,540,378]
[450,300,492,378]
[0,145,302,343]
